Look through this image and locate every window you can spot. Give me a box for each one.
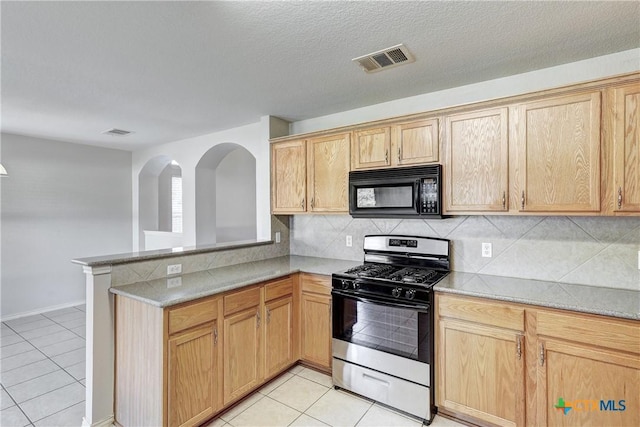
[171,175,183,233]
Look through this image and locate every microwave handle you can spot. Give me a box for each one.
[415,179,422,213]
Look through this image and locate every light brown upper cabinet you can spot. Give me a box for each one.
[271,140,306,213]
[510,92,601,213]
[610,82,640,213]
[307,133,350,212]
[351,119,439,170]
[444,108,509,212]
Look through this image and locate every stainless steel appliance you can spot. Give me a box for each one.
[331,235,450,425]
[348,165,442,218]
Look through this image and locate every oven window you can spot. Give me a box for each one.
[333,295,430,363]
[356,185,414,208]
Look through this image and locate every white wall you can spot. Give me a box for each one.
[132,116,273,250]
[216,148,257,243]
[291,49,640,134]
[0,133,132,319]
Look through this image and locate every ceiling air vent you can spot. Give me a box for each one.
[102,128,133,136]
[352,44,415,73]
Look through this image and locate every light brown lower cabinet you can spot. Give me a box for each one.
[299,273,333,372]
[436,293,640,427]
[114,274,300,427]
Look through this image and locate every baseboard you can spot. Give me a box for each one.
[1,299,86,322]
[82,415,115,427]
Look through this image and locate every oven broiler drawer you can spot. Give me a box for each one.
[333,358,432,422]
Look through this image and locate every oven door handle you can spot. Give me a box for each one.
[331,289,431,312]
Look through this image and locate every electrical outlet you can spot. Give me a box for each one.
[167,264,182,276]
[167,277,182,288]
[482,242,492,258]
[346,235,353,247]
[637,250,640,270]
[275,231,281,243]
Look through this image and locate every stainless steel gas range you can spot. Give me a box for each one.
[331,235,450,425]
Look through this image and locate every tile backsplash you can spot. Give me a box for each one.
[290,215,640,291]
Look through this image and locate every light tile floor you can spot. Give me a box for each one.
[1,305,86,427]
[1,306,465,427]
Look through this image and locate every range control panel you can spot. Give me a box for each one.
[389,239,418,248]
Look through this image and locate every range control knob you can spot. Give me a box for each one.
[341,280,350,290]
[353,282,360,290]
[392,287,402,298]
[406,289,416,300]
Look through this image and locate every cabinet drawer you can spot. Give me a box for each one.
[224,286,261,316]
[437,294,524,331]
[537,310,640,355]
[264,277,293,302]
[300,273,331,296]
[168,298,218,335]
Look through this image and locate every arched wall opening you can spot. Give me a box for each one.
[138,156,183,250]
[196,143,257,246]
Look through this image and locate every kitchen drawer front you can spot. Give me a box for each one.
[168,298,218,335]
[224,286,261,316]
[264,276,293,302]
[536,309,640,355]
[300,273,331,296]
[437,293,525,331]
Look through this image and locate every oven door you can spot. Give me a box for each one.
[332,290,431,364]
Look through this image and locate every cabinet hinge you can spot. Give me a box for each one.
[539,343,545,366]
[516,335,522,360]
[214,327,218,345]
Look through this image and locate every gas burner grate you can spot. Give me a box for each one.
[387,268,438,284]
[344,264,398,278]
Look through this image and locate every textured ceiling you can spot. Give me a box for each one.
[1,1,639,151]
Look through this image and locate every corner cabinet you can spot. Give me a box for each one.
[444,108,509,213]
[436,292,640,427]
[351,118,439,170]
[271,133,350,214]
[609,82,640,213]
[436,293,525,427]
[510,92,601,213]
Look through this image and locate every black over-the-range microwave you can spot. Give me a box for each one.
[348,164,442,218]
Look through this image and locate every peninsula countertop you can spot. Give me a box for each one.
[109,255,360,308]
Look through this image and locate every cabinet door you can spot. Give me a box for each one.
[168,323,219,427]
[512,92,601,212]
[352,127,391,169]
[271,140,306,213]
[445,108,508,212]
[307,133,350,212]
[223,307,263,404]
[300,292,332,370]
[611,83,640,212]
[537,338,640,427]
[394,119,439,165]
[437,319,525,427]
[264,296,294,378]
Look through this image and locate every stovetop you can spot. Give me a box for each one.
[339,263,446,286]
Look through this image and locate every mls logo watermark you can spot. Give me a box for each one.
[554,397,626,415]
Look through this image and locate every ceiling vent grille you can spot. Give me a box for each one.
[352,44,415,73]
[102,128,133,136]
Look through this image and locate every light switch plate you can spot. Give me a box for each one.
[637,250,640,269]
[167,264,182,276]
[346,235,353,247]
[482,242,492,258]
[275,231,281,243]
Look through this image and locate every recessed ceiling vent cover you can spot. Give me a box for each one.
[102,128,133,136]
[352,44,415,73]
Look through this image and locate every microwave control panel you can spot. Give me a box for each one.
[420,178,439,214]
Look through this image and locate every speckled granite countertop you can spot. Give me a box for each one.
[110,255,360,308]
[434,272,640,321]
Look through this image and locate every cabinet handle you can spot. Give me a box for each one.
[539,343,545,366]
[516,335,522,360]
[385,149,389,164]
[502,191,506,210]
[618,187,623,209]
[214,327,218,345]
[397,147,401,162]
[256,310,261,328]
[266,308,271,324]
[521,191,525,210]
[301,198,305,209]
